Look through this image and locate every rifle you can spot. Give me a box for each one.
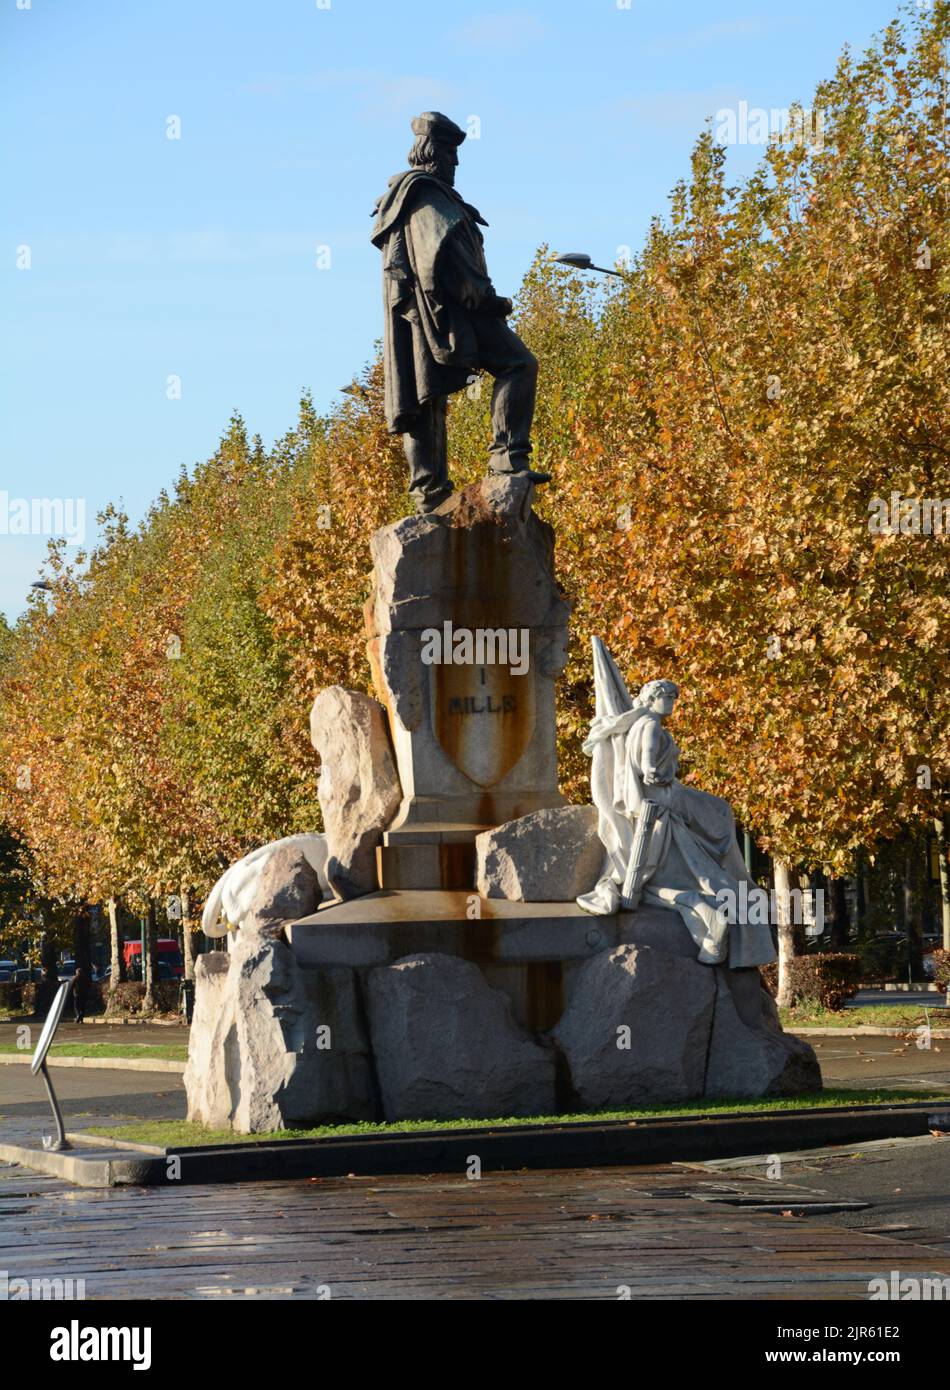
[620,800,658,910]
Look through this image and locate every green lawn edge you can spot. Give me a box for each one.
[86,1088,950,1150]
[0,1042,188,1061]
[780,1004,950,1029]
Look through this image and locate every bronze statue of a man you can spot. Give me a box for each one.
[372,112,549,513]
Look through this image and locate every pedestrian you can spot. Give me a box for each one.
[73,966,86,1025]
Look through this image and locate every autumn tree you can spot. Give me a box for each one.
[1,2,946,1018]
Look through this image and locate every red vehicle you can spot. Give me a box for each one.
[122,938,184,979]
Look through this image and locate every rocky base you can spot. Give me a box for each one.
[185,908,820,1132]
[184,934,376,1132]
[309,686,401,900]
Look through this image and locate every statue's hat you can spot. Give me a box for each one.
[411,111,466,147]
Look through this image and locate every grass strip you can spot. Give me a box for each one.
[87,1087,950,1149]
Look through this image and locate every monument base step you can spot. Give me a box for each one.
[376,841,476,890]
[290,892,694,1030]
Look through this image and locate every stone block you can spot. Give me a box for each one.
[366,951,557,1120]
[552,944,717,1109]
[476,805,602,901]
[310,685,402,899]
[704,966,822,1098]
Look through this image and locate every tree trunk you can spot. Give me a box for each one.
[828,874,850,951]
[72,904,92,976]
[742,829,753,875]
[72,903,92,1017]
[775,860,803,1007]
[40,928,57,984]
[38,925,59,1016]
[181,884,196,982]
[854,849,867,935]
[107,898,124,996]
[142,901,159,1013]
[935,817,950,953]
[904,844,924,981]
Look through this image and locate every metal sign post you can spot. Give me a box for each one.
[30,979,73,1151]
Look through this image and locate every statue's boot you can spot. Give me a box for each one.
[488,462,552,485]
[413,485,454,515]
[404,398,454,513]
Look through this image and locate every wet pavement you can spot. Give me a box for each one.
[692,1134,950,1258]
[809,1033,950,1092]
[2,1150,949,1300]
[0,1060,186,1136]
[2,1012,949,1300]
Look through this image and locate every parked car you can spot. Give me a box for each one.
[58,960,78,980]
[13,967,42,984]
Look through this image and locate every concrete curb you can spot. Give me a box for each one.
[0,1052,185,1074]
[856,982,945,993]
[0,1015,184,1027]
[2,1102,948,1188]
[793,1026,950,1039]
[0,1140,157,1186]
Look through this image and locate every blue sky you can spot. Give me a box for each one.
[1,0,905,619]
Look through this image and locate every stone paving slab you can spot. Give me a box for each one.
[1,1161,947,1300]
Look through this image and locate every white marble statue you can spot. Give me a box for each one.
[576,638,775,968]
[201,833,330,938]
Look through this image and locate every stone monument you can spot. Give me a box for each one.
[183,114,821,1132]
[185,473,820,1131]
[366,472,569,891]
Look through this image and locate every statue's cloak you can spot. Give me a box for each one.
[371,170,496,434]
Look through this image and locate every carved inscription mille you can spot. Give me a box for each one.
[447,690,517,716]
[434,664,533,787]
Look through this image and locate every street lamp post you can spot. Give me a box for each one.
[550,251,624,278]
